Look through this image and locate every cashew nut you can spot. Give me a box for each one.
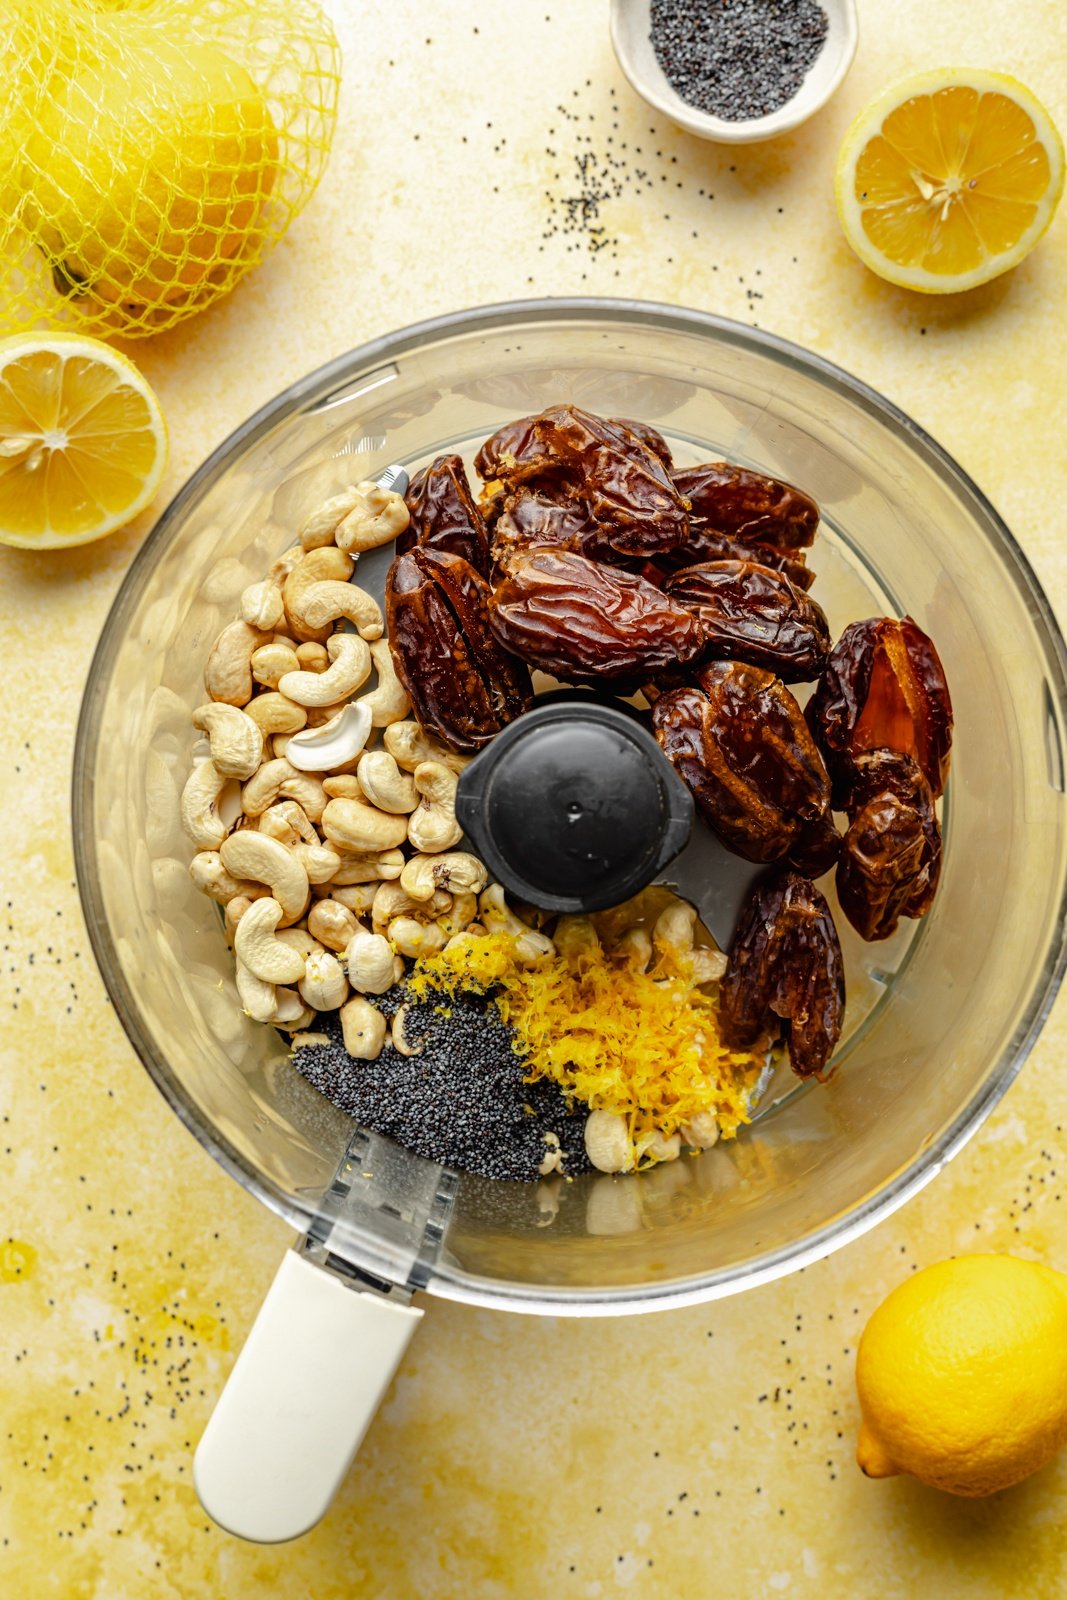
[372,881,452,934]
[266,542,304,588]
[436,892,479,938]
[258,800,317,848]
[278,633,372,709]
[276,926,325,960]
[242,759,326,822]
[388,917,447,959]
[304,701,351,729]
[361,639,411,727]
[204,620,270,707]
[644,1129,681,1164]
[236,959,280,1023]
[274,997,318,1032]
[654,900,697,954]
[344,928,396,994]
[282,546,354,642]
[284,772,326,823]
[391,1004,425,1057]
[240,580,284,631]
[323,774,362,799]
[653,899,726,983]
[330,848,405,885]
[334,480,410,554]
[283,702,372,772]
[295,641,330,673]
[180,758,229,848]
[614,927,652,972]
[384,720,469,774]
[296,578,383,642]
[327,883,378,916]
[400,851,488,902]
[233,897,307,984]
[250,640,300,690]
[555,915,600,960]
[356,750,417,814]
[191,703,263,780]
[681,1112,720,1150]
[219,831,309,925]
[322,797,409,853]
[225,895,253,940]
[444,923,488,955]
[299,949,349,1012]
[292,842,344,885]
[479,884,556,963]
[584,1110,634,1174]
[407,762,462,853]
[538,1131,566,1177]
[189,850,265,904]
[276,986,313,1025]
[691,948,728,984]
[298,486,368,550]
[235,964,308,1027]
[307,898,361,953]
[339,996,387,1059]
[244,693,307,738]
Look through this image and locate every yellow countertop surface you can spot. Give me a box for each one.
[3,1,1067,1594]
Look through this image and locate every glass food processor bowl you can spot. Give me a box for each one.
[73,300,1067,1537]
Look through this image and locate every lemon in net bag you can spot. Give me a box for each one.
[0,0,340,338]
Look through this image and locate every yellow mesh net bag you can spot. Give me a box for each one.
[0,0,341,338]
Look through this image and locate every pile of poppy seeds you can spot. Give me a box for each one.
[289,986,591,1182]
[650,0,829,122]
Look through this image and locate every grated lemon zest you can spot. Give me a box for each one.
[408,925,765,1168]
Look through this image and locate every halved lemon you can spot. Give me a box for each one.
[836,69,1064,293]
[0,333,168,549]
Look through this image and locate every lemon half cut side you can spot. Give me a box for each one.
[0,334,168,549]
[836,69,1065,293]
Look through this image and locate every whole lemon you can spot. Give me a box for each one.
[20,16,278,321]
[856,1254,1067,1496]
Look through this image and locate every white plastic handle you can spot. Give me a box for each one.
[194,1249,422,1542]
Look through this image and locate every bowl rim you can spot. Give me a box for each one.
[73,295,1067,1316]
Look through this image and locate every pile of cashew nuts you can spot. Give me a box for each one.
[181,476,732,1178]
[181,477,562,1078]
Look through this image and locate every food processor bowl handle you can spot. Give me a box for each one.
[193,1247,422,1542]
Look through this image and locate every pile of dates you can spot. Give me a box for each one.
[386,405,953,1082]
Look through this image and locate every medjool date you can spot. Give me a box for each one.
[647,532,814,592]
[488,547,705,686]
[652,662,831,862]
[784,811,842,879]
[836,749,941,941]
[386,547,531,752]
[475,404,689,557]
[720,871,844,1079]
[807,616,953,800]
[612,417,673,468]
[491,488,601,563]
[672,462,818,551]
[663,559,831,680]
[403,453,491,575]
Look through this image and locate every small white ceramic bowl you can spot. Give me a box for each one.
[610,0,858,144]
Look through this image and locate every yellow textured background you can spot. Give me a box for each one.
[3,1,1067,1594]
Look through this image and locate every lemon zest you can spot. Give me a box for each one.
[408,927,765,1168]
